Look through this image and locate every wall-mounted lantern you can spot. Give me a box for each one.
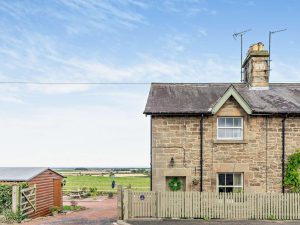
[169,157,175,167]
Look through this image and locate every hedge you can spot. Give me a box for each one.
[0,184,12,214]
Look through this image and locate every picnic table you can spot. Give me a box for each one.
[69,189,89,199]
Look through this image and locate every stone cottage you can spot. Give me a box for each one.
[144,42,300,193]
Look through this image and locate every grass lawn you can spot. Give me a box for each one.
[64,175,150,193]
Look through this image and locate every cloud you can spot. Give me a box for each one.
[0,84,23,104]
[222,0,256,6]
[0,0,147,35]
[271,60,300,82]
[0,27,239,83]
[26,84,91,95]
[0,105,149,167]
[198,28,208,37]
[0,95,23,104]
[157,0,217,16]
[160,33,191,54]
[58,0,147,32]
[0,0,297,100]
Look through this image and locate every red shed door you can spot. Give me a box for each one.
[53,179,62,207]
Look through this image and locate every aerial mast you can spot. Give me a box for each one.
[233,29,251,82]
[268,29,287,75]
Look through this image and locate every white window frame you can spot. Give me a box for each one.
[216,173,244,193]
[217,117,243,140]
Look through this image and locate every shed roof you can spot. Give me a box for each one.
[144,83,300,115]
[0,167,64,182]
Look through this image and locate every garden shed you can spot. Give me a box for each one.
[0,167,64,218]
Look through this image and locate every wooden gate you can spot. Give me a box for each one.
[20,186,36,216]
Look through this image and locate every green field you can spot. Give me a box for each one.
[64,175,150,193]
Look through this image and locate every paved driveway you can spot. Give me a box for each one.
[128,220,300,225]
[24,198,117,225]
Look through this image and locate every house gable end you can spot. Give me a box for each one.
[211,85,252,115]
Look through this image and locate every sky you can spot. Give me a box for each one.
[0,0,299,167]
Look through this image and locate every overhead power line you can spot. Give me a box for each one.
[0,81,152,85]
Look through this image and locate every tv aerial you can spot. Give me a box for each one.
[268,29,287,74]
[233,29,251,82]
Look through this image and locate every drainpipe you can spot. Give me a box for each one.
[200,114,204,192]
[282,115,287,194]
[150,116,153,191]
[265,116,268,192]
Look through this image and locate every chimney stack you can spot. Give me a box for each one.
[242,42,270,90]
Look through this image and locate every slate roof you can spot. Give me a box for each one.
[144,83,300,115]
[0,167,63,182]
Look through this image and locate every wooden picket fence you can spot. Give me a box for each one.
[118,189,300,220]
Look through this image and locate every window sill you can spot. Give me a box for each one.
[213,140,248,144]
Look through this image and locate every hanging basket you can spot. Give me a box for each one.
[192,178,199,185]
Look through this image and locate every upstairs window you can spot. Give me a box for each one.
[217,117,243,140]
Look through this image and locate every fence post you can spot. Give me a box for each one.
[155,191,158,218]
[123,189,129,220]
[128,189,132,219]
[117,185,123,220]
[12,185,20,213]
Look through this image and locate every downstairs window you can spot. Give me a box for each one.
[217,173,243,193]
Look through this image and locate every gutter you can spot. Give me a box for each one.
[143,112,211,116]
[282,115,287,193]
[200,114,204,192]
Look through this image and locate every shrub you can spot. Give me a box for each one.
[70,200,78,208]
[68,201,80,211]
[19,182,29,189]
[267,214,276,220]
[0,184,12,214]
[203,216,210,221]
[109,172,115,177]
[50,206,61,216]
[3,209,25,223]
[89,187,98,197]
[284,150,300,192]
[108,192,113,198]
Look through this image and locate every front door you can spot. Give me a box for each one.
[53,179,62,207]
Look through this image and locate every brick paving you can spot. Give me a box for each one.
[23,197,117,225]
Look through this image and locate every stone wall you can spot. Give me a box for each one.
[151,97,300,193]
